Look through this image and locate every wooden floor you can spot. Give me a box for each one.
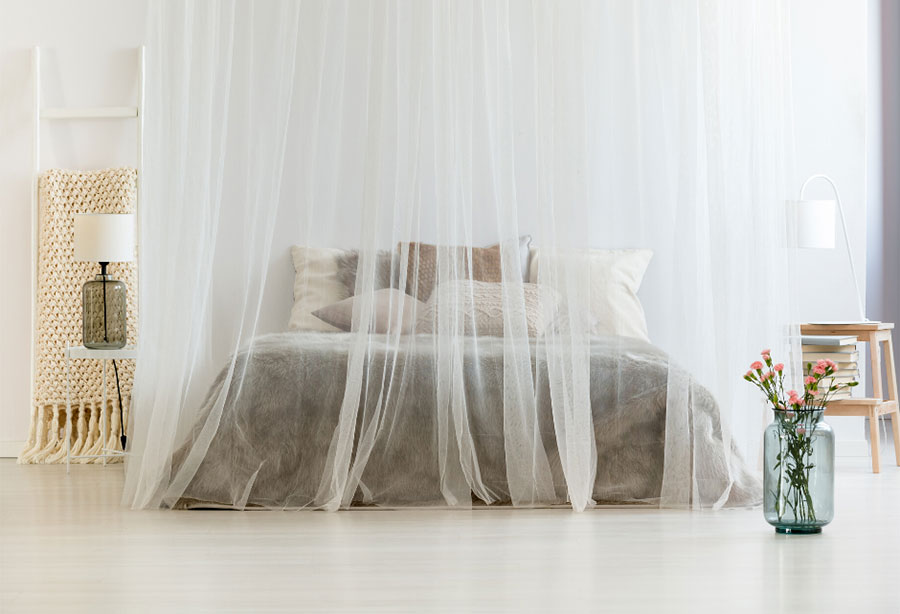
[1,451,898,613]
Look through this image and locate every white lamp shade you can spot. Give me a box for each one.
[73,213,135,262]
[794,200,836,249]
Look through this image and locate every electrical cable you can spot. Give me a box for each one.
[100,262,127,451]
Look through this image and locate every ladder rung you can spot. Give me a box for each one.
[40,106,138,120]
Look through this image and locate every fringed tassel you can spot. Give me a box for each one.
[17,402,42,464]
[72,401,89,458]
[18,397,127,464]
[44,405,68,464]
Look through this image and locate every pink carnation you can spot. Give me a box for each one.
[816,359,827,366]
[788,389,800,399]
[796,426,807,436]
[761,349,771,356]
[825,359,836,369]
[745,370,754,378]
[751,361,764,370]
[805,376,816,385]
[813,364,826,375]
[774,363,784,372]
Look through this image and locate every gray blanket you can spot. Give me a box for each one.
[171,333,761,509]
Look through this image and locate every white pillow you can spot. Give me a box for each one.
[528,248,652,342]
[289,246,351,332]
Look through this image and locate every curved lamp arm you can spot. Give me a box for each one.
[799,174,866,321]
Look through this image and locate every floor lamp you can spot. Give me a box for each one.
[794,174,866,322]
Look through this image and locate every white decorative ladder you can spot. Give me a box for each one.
[27,46,145,460]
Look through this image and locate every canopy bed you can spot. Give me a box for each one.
[122,0,798,512]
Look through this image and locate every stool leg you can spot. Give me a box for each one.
[870,336,884,403]
[868,337,884,473]
[891,412,900,467]
[882,337,900,466]
[870,409,881,474]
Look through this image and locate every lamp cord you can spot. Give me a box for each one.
[100,262,127,451]
[113,359,126,451]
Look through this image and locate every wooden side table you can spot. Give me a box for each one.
[800,323,899,473]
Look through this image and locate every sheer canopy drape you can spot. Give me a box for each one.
[123,0,796,511]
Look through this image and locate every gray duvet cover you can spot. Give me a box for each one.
[171,332,761,509]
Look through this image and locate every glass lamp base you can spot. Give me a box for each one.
[775,526,822,535]
[82,273,127,349]
[84,339,127,350]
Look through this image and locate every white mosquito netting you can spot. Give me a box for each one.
[123,0,797,511]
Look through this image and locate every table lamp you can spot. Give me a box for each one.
[792,174,866,321]
[73,213,135,349]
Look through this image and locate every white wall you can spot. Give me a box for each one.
[791,0,872,455]
[0,0,147,456]
[0,0,874,456]
[791,0,869,323]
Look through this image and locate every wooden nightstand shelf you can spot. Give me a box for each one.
[801,322,899,473]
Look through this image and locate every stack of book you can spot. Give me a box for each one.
[801,335,859,400]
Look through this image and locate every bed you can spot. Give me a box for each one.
[169,331,761,510]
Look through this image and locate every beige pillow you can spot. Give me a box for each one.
[288,246,351,332]
[401,243,501,302]
[399,236,532,302]
[528,248,652,341]
[312,288,424,334]
[415,280,560,337]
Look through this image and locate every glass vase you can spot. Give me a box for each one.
[82,274,128,349]
[763,407,834,534]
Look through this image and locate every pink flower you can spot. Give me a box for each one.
[745,370,754,378]
[825,359,836,369]
[805,376,816,385]
[751,361,764,370]
[796,426,807,436]
[786,411,796,418]
[813,364,826,375]
[761,349,771,357]
[774,363,784,372]
[816,359,827,366]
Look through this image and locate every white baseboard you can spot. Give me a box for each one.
[836,439,870,457]
[0,441,24,458]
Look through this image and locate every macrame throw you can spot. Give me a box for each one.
[19,168,138,464]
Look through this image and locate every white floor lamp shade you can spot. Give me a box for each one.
[791,174,865,320]
[795,200,836,249]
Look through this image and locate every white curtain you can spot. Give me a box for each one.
[123,0,796,511]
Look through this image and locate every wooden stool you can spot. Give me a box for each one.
[801,323,900,473]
